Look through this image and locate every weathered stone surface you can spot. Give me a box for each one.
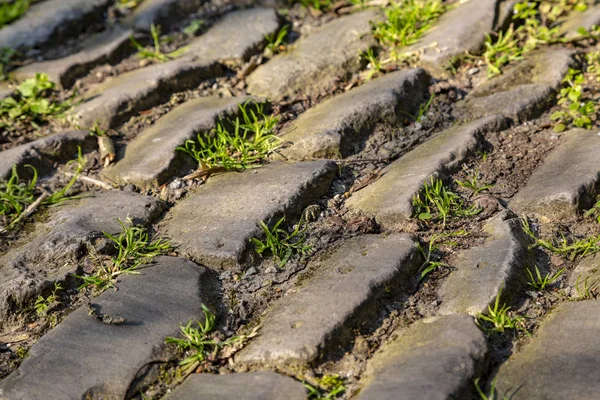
[0,256,218,400]
[237,234,421,368]
[164,372,307,400]
[510,129,600,221]
[437,211,531,316]
[0,0,111,51]
[346,116,509,229]
[496,300,600,399]
[102,96,250,189]
[560,4,600,38]
[124,0,205,31]
[358,314,488,400]
[185,8,280,64]
[568,253,600,297]
[455,48,574,121]
[0,191,163,321]
[0,130,95,180]
[161,161,335,270]
[74,8,279,129]
[12,26,134,89]
[246,10,379,100]
[278,69,431,160]
[405,0,498,75]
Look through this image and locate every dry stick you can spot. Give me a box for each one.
[63,172,114,190]
[0,192,49,234]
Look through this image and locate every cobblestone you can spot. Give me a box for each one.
[0,257,217,400]
[0,0,111,51]
[246,10,379,100]
[74,8,278,129]
[0,130,95,180]
[437,211,532,316]
[164,372,307,400]
[161,161,335,269]
[12,26,134,89]
[237,234,420,369]
[510,128,600,221]
[496,300,600,399]
[0,191,163,321]
[358,314,488,400]
[346,116,509,229]
[278,69,431,160]
[102,96,251,189]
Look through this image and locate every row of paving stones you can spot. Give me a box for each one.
[4,3,600,399]
[3,0,205,75]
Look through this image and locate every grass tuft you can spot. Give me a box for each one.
[522,219,600,261]
[34,282,62,316]
[0,0,30,28]
[416,230,466,280]
[130,24,188,62]
[412,176,481,227]
[476,288,526,334]
[251,216,311,267]
[178,102,280,171]
[373,0,446,48]
[77,218,172,290]
[525,265,564,291]
[304,374,346,400]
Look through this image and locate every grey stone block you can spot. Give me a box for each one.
[278,68,431,160]
[161,161,335,269]
[358,314,488,400]
[510,128,600,221]
[237,234,421,368]
[0,256,219,400]
[163,372,307,400]
[0,191,163,321]
[346,116,509,229]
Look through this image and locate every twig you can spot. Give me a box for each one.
[64,172,114,190]
[0,192,48,234]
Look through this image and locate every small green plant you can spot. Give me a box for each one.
[15,346,28,359]
[455,170,494,196]
[78,219,172,289]
[0,165,37,229]
[361,48,383,80]
[522,219,600,260]
[373,0,446,48]
[177,102,280,171]
[477,288,525,334]
[573,274,599,300]
[474,377,508,400]
[0,73,72,130]
[586,51,600,81]
[183,19,205,36]
[304,374,346,399]
[117,0,143,10]
[130,24,188,62]
[1,148,85,232]
[416,230,466,280]
[0,47,16,81]
[551,68,595,132]
[251,216,311,267]
[166,305,222,366]
[34,282,62,316]
[526,265,565,291]
[0,0,30,28]
[481,0,587,77]
[584,197,600,223]
[296,0,332,11]
[265,25,288,54]
[412,177,481,227]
